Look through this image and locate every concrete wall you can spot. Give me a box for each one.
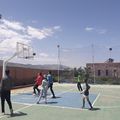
[0,66,57,87]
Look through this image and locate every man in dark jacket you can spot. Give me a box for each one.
[0,69,13,116]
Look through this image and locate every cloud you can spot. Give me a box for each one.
[27,26,60,39]
[85,26,107,34]
[0,18,61,56]
[85,27,94,31]
[97,29,107,34]
[2,19,25,31]
[39,53,49,57]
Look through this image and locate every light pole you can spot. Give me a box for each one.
[92,44,96,84]
[109,48,112,59]
[57,45,60,83]
[0,14,2,19]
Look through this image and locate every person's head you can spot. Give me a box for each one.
[48,71,51,74]
[5,69,10,76]
[43,74,47,79]
[39,72,42,76]
[83,78,88,83]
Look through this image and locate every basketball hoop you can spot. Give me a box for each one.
[2,42,36,78]
[16,42,36,59]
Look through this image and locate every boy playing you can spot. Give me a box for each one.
[37,74,48,104]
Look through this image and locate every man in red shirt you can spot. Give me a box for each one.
[33,72,43,95]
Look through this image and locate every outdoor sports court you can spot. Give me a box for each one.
[0,83,120,120]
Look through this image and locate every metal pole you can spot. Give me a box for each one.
[57,45,60,83]
[92,44,95,84]
[2,52,18,78]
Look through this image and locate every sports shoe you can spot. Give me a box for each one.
[36,101,39,104]
[1,112,5,115]
[10,109,13,116]
[89,107,93,110]
[52,96,56,98]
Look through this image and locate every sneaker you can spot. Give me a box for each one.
[10,109,13,116]
[1,112,5,115]
[52,96,56,98]
[89,107,93,110]
[33,93,36,96]
[36,101,39,104]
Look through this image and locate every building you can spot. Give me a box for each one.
[86,58,120,84]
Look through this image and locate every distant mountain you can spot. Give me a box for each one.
[0,60,71,70]
[32,64,71,70]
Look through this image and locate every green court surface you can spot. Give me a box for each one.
[0,83,120,120]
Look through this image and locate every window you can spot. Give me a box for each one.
[106,70,108,76]
[113,69,117,77]
[98,70,101,76]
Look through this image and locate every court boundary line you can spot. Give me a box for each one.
[0,104,33,119]
[34,104,88,111]
[94,105,120,109]
[12,89,98,111]
[0,88,76,119]
[92,93,100,106]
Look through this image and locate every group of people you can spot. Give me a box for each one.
[77,74,93,110]
[33,71,56,104]
[0,69,93,116]
[0,70,56,116]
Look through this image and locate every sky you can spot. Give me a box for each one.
[0,0,120,68]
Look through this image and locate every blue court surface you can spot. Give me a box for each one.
[12,91,97,109]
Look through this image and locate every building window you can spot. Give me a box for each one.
[106,70,108,76]
[98,70,101,76]
[113,69,117,77]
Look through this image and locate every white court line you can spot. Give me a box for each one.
[94,105,120,109]
[34,104,88,111]
[92,93,100,106]
[0,104,33,119]
[0,88,76,119]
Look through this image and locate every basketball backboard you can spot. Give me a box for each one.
[16,42,36,59]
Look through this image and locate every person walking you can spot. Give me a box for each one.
[33,72,43,95]
[80,78,93,110]
[37,74,48,104]
[47,71,56,98]
[0,69,13,116]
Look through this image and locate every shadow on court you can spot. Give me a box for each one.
[89,107,100,111]
[47,101,58,104]
[7,112,27,118]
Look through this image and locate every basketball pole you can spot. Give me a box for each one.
[57,45,60,83]
[91,44,96,84]
[2,51,22,78]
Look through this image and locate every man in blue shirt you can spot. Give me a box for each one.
[47,71,56,98]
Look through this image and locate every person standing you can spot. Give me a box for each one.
[33,72,43,95]
[80,79,93,110]
[0,69,13,116]
[47,71,56,98]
